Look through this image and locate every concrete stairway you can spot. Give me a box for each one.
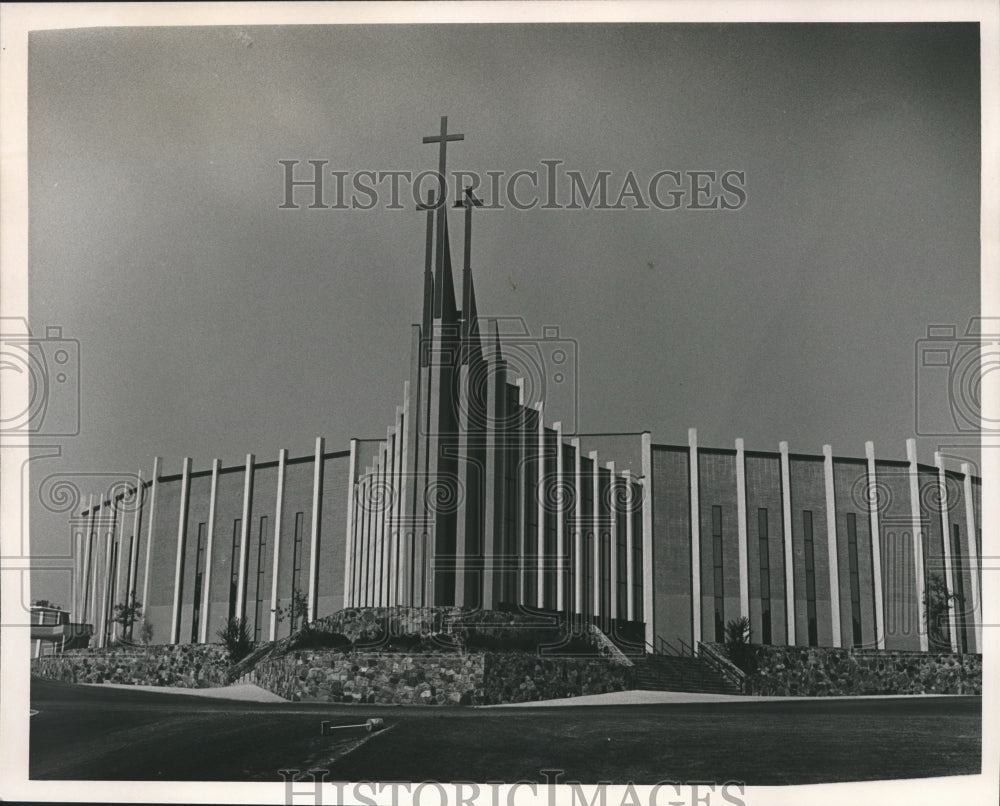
[633,653,743,694]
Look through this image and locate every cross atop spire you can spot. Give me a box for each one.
[422,117,465,322]
[422,116,464,190]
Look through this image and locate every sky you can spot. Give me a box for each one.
[25,22,981,604]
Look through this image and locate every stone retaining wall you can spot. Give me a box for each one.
[31,644,230,688]
[251,651,484,704]
[734,645,982,696]
[481,652,635,704]
[250,649,636,705]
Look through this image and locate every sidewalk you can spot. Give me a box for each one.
[81,681,287,702]
[480,689,972,707]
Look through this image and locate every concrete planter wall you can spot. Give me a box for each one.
[722,644,983,696]
[30,644,230,688]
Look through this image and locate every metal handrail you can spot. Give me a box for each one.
[697,641,746,692]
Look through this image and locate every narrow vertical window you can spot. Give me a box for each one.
[758,508,772,644]
[846,512,863,648]
[952,524,968,654]
[616,487,628,621]
[228,519,241,621]
[191,522,206,643]
[712,505,724,643]
[632,500,643,623]
[803,510,817,646]
[291,511,304,633]
[253,515,268,642]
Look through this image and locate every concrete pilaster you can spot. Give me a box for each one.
[572,437,584,615]
[171,457,192,644]
[236,454,255,622]
[128,469,144,604]
[961,462,982,652]
[343,439,358,608]
[607,460,618,622]
[906,439,929,652]
[554,421,565,612]
[141,457,161,614]
[779,441,795,645]
[735,438,750,621]
[623,469,635,622]
[822,445,842,648]
[935,453,959,652]
[866,441,886,649]
[641,432,654,645]
[308,437,323,620]
[536,401,546,609]
[689,428,702,643]
[199,459,220,644]
[590,450,600,618]
[268,449,287,641]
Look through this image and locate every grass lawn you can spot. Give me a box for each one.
[30,679,980,784]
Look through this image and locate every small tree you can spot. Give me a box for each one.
[218,616,253,663]
[138,617,154,646]
[924,573,962,651]
[274,589,310,636]
[724,616,756,674]
[112,594,143,641]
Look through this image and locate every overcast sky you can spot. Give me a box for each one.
[27,23,980,603]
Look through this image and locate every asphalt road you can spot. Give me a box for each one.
[29,678,981,784]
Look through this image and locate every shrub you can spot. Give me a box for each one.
[217,617,253,664]
[724,616,757,674]
[290,627,352,651]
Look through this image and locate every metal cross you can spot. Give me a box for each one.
[422,115,465,185]
[455,187,484,272]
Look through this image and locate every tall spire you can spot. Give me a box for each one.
[456,187,485,365]
[422,117,464,324]
[418,189,437,366]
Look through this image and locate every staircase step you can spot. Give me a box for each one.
[632,654,743,695]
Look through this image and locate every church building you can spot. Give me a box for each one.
[70,120,983,658]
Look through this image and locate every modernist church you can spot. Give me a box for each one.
[71,120,983,658]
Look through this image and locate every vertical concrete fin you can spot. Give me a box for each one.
[308,437,324,620]
[779,440,795,646]
[268,449,287,641]
[689,428,701,644]
[822,445,842,648]
[866,441,886,650]
[735,438,750,622]
[641,432,654,646]
[960,462,982,652]
[906,439,929,651]
[171,457,192,645]
[935,452,959,652]
[199,459,220,644]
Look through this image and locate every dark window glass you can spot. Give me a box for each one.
[253,516,268,642]
[712,505,724,643]
[758,508,771,644]
[229,519,241,621]
[803,511,817,646]
[846,513,863,647]
[291,512,304,634]
[191,523,206,643]
[953,524,968,654]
